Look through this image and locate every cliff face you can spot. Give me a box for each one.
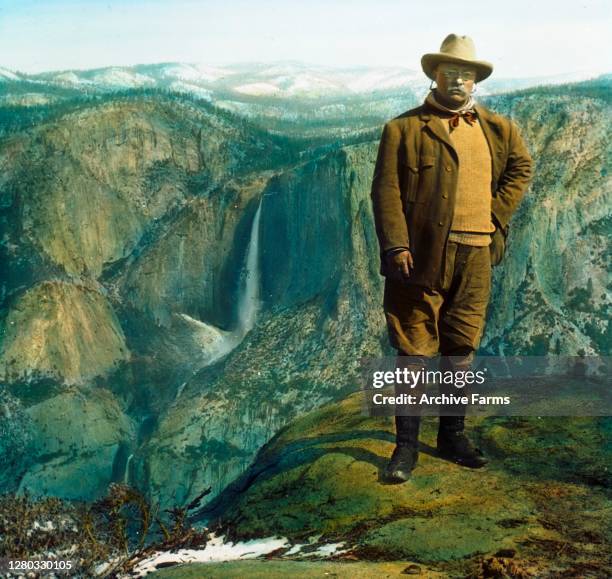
[0,98,286,287]
[0,281,128,384]
[137,142,386,510]
[1,102,198,280]
[260,146,374,308]
[481,88,611,355]
[18,387,134,501]
[116,172,271,329]
[0,94,294,500]
[0,81,609,511]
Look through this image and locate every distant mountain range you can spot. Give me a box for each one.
[2,62,608,143]
[0,61,607,101]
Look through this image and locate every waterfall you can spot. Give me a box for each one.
[172,197,263,402]
[235,198,262,337]
[124,453,133,485]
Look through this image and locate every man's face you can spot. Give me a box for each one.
[434,62,477,105]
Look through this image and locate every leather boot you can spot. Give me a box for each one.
[384,415,420,482]
[437,415,488,468]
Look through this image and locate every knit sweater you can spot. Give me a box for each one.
[444,115,495,246]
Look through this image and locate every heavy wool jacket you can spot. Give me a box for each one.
[370,101,533,288]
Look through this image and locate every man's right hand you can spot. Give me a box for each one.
[385,250,414,283]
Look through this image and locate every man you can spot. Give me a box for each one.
[370,34,533,483]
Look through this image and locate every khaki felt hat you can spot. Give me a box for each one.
[421,34,493,83]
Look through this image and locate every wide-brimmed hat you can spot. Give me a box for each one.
[421,34,493,83]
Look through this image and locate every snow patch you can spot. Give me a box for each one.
[0,67,19,81]
[123,532,349,577]
[126,533,290,577]
[192,63,231,82]
[234,82,282,96]
[52,71,84,84]
[91,68,155,88]
[168,80,213,100]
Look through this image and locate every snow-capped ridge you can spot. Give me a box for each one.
[0,67,20,81]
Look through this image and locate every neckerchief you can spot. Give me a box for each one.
[425,90,477,129]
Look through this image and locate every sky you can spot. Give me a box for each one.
[0,0,610,78]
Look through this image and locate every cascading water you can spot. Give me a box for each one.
[173,198,263,400]
[235,198,262,337]
[123,453,133,484]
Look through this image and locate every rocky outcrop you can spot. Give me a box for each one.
[196,391,611,575]
[0,281,128,385]
[17,387,135,501]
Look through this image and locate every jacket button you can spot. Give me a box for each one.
[442,194,448,199]
[438,221,443,226]
[445,166,452,172]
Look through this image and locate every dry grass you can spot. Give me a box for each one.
[0,483,211,577]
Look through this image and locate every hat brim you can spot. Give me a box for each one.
[421,53,493,82]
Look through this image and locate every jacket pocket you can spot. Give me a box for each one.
[419,155,435,169]
[414,155,436,202]
[403,163,419,202]
[404,155,435,202]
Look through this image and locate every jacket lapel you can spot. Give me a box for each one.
[419,108,457,157]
